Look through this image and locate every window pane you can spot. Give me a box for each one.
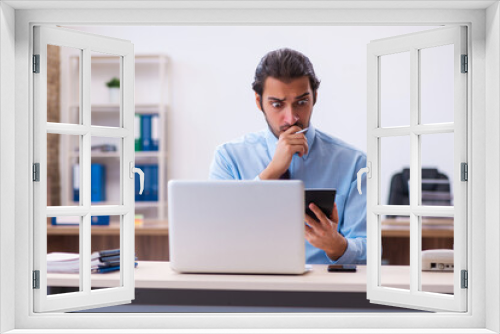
[420,45,454,125]
[380,51,410,128]
[380,215,410,290]
[91,215,122,290]
[91,52,121,128]
[420,216,454,294]
[91,136,122,205]
[381,136,411,206]
[47,133,81,207]
[48,44,81,124]
[47,216,81,295]
[420,133,454,206]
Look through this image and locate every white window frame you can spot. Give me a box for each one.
[32,25,136,313]
[1,1,498,333]
[366,26,468,312]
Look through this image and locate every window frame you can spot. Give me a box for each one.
[1,2,497,333]
[32,25,136,313]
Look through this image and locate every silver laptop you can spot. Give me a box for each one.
[168,180,306,274]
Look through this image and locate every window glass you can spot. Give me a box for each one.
[420,216,454,294]
[420,45,454,125]
[91,215,122,290]
[91,136,122,206]
[420,133,454,206]
[380,51,410,127]
[381,136,411,206]
[381,215,410,290]
[91,52,121,128]
[47,216,81,295]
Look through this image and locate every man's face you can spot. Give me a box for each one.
[256,76,316,138]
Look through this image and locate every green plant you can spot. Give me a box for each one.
[106,77,120,88]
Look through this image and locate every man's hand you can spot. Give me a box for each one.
[259,126,309,180]
[305,203,347,261]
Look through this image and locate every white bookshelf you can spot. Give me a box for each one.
[61,54,169,220]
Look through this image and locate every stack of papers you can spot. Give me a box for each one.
[47,249,137,274]
[47,252,101,273]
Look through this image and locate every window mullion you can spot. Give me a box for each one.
[80,47,92,294]
[409,47,420,294]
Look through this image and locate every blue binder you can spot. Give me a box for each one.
[135,164,143,201]
[91,163,106,202]
[143,165,151,201]
[141,114,152,151]
[73,164,79,202]
[73,163,106,202]
[151,114,159,151]
[151,164,158,201]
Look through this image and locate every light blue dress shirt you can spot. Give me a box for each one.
[209,124,367,264]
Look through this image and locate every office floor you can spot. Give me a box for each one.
[67,289,426,313]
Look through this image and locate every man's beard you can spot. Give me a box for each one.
[263,113,308,139]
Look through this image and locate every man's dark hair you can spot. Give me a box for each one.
[252,48,321,108]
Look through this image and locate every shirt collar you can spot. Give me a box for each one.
[265,123,316,160]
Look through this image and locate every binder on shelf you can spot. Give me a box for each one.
[143,165,152,201]
[91,215,110,225]
[135,114,142,151]
[135,164,143,201]
[91,163,106,202]
[151,164,158,201]
[134,164,159,202]
[73,163,106,203]
[141,114,152,151]
[73,164,79,202]
[151,114,159,151]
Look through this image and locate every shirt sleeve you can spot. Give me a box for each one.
[328,154,367,265]
[208,146,238,180]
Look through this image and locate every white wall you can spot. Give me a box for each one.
[68,25,456,205]
[0,2,16,333]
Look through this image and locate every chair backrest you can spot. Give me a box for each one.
[387,168,452,216]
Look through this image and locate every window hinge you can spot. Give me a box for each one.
[461,163,468,181]
[33,163,40,182]
[33,54,40,73]
[461,54,468,73]
[33,270,40,289]
[461,270,468,289]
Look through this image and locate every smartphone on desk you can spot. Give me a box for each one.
[327,264,357,272]
[305,189,336,221]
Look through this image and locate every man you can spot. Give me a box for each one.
[209,48,366,264]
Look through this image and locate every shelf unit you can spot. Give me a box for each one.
[61,54,169,221]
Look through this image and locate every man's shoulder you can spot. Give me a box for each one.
[315,129,366,159]
[215,129,267,154]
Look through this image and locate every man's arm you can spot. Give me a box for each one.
[209,146,239,180]
[259,126,308,180]
[328,155,367,264]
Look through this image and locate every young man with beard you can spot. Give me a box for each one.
[209,48,367,264]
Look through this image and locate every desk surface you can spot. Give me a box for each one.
[47,220,168,236]
[47,219,453,238]
[48,261,453,293]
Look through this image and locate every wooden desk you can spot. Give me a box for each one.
[48,261,453,294]
[47,220,169,261]
[381,218,454,265]
[47,218,454,264]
